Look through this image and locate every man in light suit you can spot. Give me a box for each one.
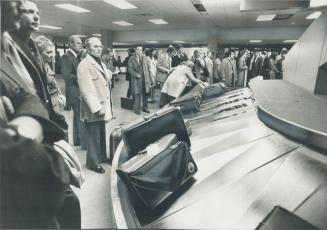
[128,46,153,115]
[156,46,175,86]
[61,35,87,149]
[220,51,236,87]
[77,37,113,174]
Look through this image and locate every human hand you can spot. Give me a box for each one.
[8,116,43,142]
[98,107,105,116]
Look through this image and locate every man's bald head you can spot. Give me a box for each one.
[85,37,103,58]
[68,35,83,54]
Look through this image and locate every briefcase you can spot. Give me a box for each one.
[116,140,197,209]
[121,107,191,157]
[121,97,134,110]
[202,83,225,99]
[255,206,319,230]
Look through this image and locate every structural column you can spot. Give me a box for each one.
[101,30,113,49]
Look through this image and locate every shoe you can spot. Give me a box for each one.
[88,166,105,174]
[142,109,150,113]
[135,111,141,115]
[101,158,111,164]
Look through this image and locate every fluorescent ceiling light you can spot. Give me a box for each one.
[73,34,87,38]
[283,40,298,43]
[148,19,168,24]
[92,34,101,37]
[40,25,62,30]
[256,14,276,21]
[112,21,134,26]
[55,4,90,13]
[306,11,322,19]
[173,40,186,43]
[310,0,327,7]
[249,40,262,43]
[113,42,132,45]
[146,41,159,44]
[103,0,137,9]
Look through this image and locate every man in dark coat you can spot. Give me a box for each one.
[0,1,70,228]
[7,1,68,131]
[172,44,188,67]
[3,1,80,228]
[128,46,153,115]
[61,35,87,148]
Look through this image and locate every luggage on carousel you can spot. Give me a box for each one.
[121,97,134,110]
[116,139,197,209]
[122,107,191,157]
[109,122,128,162]
[202,83,225,99]
[255,206,319,230]
[169,84,204,113]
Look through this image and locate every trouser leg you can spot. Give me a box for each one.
[71,101,80,146]
[57,188,81,229]
[99,122,107,161]
[134,94,141,114]
[142,93,148,110]
[85,121,101,168]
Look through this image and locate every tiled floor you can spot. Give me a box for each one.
[58,74,161,228]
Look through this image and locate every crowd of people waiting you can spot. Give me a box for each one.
[0,0,289,228]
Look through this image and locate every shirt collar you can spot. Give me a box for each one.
[69,48,78,58]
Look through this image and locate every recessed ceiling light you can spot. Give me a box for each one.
[72,34,87,38]
[148,19,168,25]
[92,34,101,37]
[310,0,327,8]
[103,0,137,9]
[146,41,159,44]
[249,40,262,43]
[173,40,186,43]
[291,22,296,24]
[112,21,134,26]
[306,11,322,19]
[256,14,276,21]
[55,4,90,13]
[283,40,298,43]
[40,25,62,30]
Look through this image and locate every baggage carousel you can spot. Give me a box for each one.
[110,80,327,229]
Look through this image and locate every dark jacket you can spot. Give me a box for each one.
[128,54,152,95]
[0,129,69,229]
[8,30,68,130]
[60,50,80,104]
[0,55,65,142]
[172,53,188,67]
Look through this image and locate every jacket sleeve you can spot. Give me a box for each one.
[60,55,77,83]
[77,62,102,114]
[220,60,226,80]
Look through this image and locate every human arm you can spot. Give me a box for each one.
[60,55,78,84]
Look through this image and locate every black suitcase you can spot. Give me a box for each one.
[109,122,128,162]
[116,140,197,210]
[170,84,204,113]
[121,107,191,157]
[255,206,319,230]
[202,83,225,99]
[121,97,134,110]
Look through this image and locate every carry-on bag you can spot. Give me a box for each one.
[169,85,204,113]
[121,107,191,157]
[255,206,319,230]
[116,140,197,209]
[121,97,134,110]
[202,83,225,99]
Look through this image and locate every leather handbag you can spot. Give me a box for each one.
[54,140,85,188]
[121,107,191,157]
[116,140,197,209]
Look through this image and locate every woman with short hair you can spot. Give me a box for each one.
[35,35,66,111]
